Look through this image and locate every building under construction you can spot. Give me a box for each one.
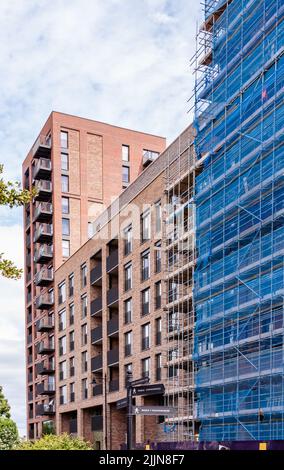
[193,0,284,441]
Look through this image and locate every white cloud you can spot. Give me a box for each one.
[0,0,202,435]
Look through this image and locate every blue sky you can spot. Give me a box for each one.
[0,0,202,436]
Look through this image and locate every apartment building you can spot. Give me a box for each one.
[51,124,195,449]
[193,0,284,441]
[23,111,166,439]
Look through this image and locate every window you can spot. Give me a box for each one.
[141,249,150,281]
[59,336,66,356]
[58,282,66,304]
[155,354,162,381]
[59,385,67,405]
[62,240,70,257]
[69,303,74,326]
[60,131,68,149]
[61,152,69,171]
[122,166,130,184]
[81,264,87,288]
[70,382,75,402]
[58,309,66,331]
[124,363,132,387]
[62,218,70,236]
[82,378,88,400]
[155,241,162,273]
[141,288,150,316]
[155,317,162,345]
[122,145,129,162]
[70,357,75,377]
[155,281,162,310]
[141,210,151,242]
[125,331,132,357]
[69,274,74,297]
[81,351,88,373]
[81,324,87,346]
[61,175,69,193]
[59,361,67,381]
[155,200,162,233]
[124,263,132,291]
[81,295,88,318]
[141,357,150,379]
[141,323,151,351]
[124,298,132,324]
[62,197,69,214]
[69,331,75,351]
[124,225,132,256]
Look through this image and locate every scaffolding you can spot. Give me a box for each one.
[162,127,197,442]
[193,0,284,441]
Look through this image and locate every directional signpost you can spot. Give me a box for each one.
[116,397,128,410]
[131,377,150,387]
[132,405,175,416]
[132,384,165,397]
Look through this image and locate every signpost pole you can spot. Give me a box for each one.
[126,371,133,451]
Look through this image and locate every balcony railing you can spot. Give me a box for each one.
[37,317,54,333]
[35,292,54,310]
[107,348,119,366]
[91,355,103,372]
[28,391,33,402]
[34,267,53,286]
[34,244,53,264]
[109,379,119,393]
[91,326,103,344]
[90,264,102,285]
[36,361,55,375]
[107,317,119,336]
[91,415,103,431]
[37,340,55,355]
[93,384,103,396]
[106,249,118,273]
[34,180,52,201]
[33,223,53,243]
[36,404,55,416]
[37,381,55,396]
[32,134,52,159]
[33,158,52,181]
[143,150,159,167]
[107,287,119,307]
[33,202,53,222]
[91,297,103,316]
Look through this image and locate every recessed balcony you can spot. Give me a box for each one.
[91,326,103,344]
[93,384,103,396]
[109,379,119,393]
[33,202,53,223]
[90,264,102,286]
[33,224,53,243]
[34,180,52,201]
[36,404,55,416]
[91,297,103,316]
[37,381,55,396]
[91,355,103,372]
[107,347,119,367]
[91,415,103,431]
[34,267,53,286]
[37,340,55,355]
[34,245,53,264]
[143,150,160,168]
[106,249,118,274]
[32,135,52,160]
[107,287,119,307]
[37,317,54,333]
[107,317,119,337]
[33,158,52,181]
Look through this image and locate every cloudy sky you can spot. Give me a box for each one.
[0,0,202,436]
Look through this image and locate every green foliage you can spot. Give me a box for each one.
[0,386,11,419]
[0,418,19,450]
[42,420,55,435]
[0,164,36,279]
[16,433,93,450]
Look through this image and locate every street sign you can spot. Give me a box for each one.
[132,383,165,397]
[116,397,128,410]
[132,405,175,416]
[131,376,150,387]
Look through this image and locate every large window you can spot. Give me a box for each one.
[69,303,74,325]
[81,324,87,346]
[155,200,162,233]
[122,145,130,162]
[62,218,70,236]
[141,323,151,351]
[81,264,87,288]
[62,240,70,257]
[155,317,162,345]
[59,336,66,356]
[58,309,66,331]
[125,331,132,357]
[124,298,132,324]
[124,224,132,256]
[62,197,69,214]
[141,249,150,281]
[122,166,130,184]
[141,210,151,242]
[82,378,88,400]
[70,357,75,376]
[69,331,75,351]
[124,263,132,291]
[61,175,69,193]
[141,288,150,316]
[141,357,150,379]
[70,382,75,402]
[60,131,68,149]
[124,363,132,388]
[81,295,87,318]
[58,282,66,304]
[60,385,67,405]
[155,354,162,381]
[59,361,67,381]
[155,281,162,310]
[155,241,161,273]
[61,152,69,171]
[69,274,74,297]
[81,351,88,373]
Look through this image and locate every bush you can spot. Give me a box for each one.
[0,418,19,450]
[16,433,92,450]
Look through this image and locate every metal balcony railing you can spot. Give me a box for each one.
[90,264,102,285]
[33,223,53,243]
[33,158,52,180]
[107,348,119,366]
[107,287,119,307]
[91,297,102,316]
[32,134,52,159]
[106,249,118,273]
[91,326,103,344]
[34,267,53,286]
[91,355,103,371]
[107,317,119,336]
[33,202,53,222]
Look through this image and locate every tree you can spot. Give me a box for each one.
[0,164,35,279]
[0,387,19,450]
[0,386,11,418]
[16,433,93,450]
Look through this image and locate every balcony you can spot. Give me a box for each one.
[32,135,52,159]
[34,244,53,264]
[34,180,52,201]
[28,391,33,402]
[107,348,119,366]
[36,404,55,416]
[91,297,102,316]
[37,340,55,355]
[34,267,53,286]
[27,333,33,345]
[107,317,119,337]
[91,355,103,372]
[143,150,159,167]
[109,379,119,393]
[106,249,118,274]
[107,287,119,307]
[70,419,77,434]
[28,354,33,365]
[35,292,54,310]
[33,158,52,181]
[37,317,54,333]
[33,202,53,223]
[91,415,103,432]
[91,326,103,344]
[37,381,55,396]
[90,264,102,286]
[36,361,55,375]
[93,384,103,396]
[33,224,53,243]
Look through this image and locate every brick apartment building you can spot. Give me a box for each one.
[22,111,166,440]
